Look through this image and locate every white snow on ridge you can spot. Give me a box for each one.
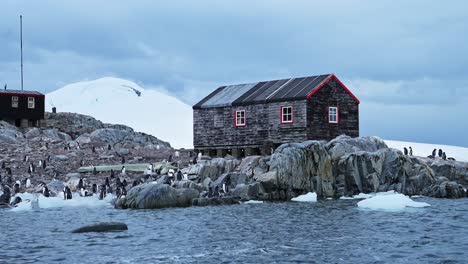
[46,77,193,149]
[384,140,468,162]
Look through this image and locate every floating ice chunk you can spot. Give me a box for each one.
[291,192,317,202]
[340,193,375,200]
[243,200,264,204]
[357,193,430,211]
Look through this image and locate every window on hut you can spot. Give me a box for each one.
[235,110,246,127]
[11,96,18,108]
[281,106,293,124]
[28,97,35,109]
[329,107,338,123]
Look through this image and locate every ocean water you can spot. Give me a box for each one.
[0,197,467,263]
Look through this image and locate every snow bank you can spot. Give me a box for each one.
[357,192,430,211]
[46,77,193,149]
[291,192,317,202]
[385,140,468,162]
[10,192,114,212]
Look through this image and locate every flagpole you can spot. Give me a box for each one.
[20,15,24,91]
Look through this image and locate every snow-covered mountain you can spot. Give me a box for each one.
[46,77,193,149]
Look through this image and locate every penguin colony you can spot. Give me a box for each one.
[0,142,198,208]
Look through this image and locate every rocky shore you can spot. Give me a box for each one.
[1,113,467,210]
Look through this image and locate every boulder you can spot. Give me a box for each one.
[429,159,468,186]
[54,155,69,161]
[171,180,205,192]
[47,179,65,194]
[116,183,199,209]
[0,129,24,144]
[325,135,387,160]
[231,182,263,200]
[213,172,248,190]
[72,222,128,233]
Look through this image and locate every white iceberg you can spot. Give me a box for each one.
[243,200,264,204]
[291,192,317,202]
[357,193,430,211]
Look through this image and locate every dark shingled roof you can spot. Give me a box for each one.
[194,73,359,109]
[0,89,44,96]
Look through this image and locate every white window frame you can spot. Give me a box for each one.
[328,106,338,124]
[281,106,293,124]
[235,110,246,127]
[11,96,18,108]
[28,97,35,109]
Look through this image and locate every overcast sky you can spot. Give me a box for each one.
[1,0,468,147]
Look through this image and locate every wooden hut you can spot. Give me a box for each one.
[0,89,45,127]
[193,74,360,157]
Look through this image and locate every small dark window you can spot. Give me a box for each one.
[28,97,35,109]
[11,96,18,108]
[281,106,293,124]
[235,110,246,127]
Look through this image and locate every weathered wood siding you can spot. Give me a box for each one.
[307,78,359,140]
[194,100,309,149]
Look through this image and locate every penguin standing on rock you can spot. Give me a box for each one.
[121,166,126,175]
[438,149,443,158]
[92,184,98,194]
[63,186,72,200]
[122,179,128,188]
[77,178,84,190]
[42,186,50,197]
[107,144,112,151]
[42,160,47,169]
[403,147,408,156]
[432,149,436,157]
[0,186,11,204]
[13,182,20,194]
[93,167,97,175]
[92,146,96,153]
[110,169,115,179]
[99,185,106,200]
[105,177,110,187]
[121,156,125,164]
[116,178,122,188]
[409,147,413,156]
[442,152,447,160]
[25,178,31,189]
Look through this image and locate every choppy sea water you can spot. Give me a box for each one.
[0,197,467,264]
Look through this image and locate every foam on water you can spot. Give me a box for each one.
[10,192,115,212]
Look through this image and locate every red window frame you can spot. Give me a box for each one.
[235,110,246,127]
[328,106,339,124]
[280,106,294,124]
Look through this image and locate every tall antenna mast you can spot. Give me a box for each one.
[20,15,24,91]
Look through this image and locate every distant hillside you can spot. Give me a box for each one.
[46,77,193,149]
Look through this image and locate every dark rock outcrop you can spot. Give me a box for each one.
[71,222,128,233]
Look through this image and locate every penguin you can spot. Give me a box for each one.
[438,149,443,157]
[176,170,183,181]
[23,155,29,162]
[47,155,51,162]
[92,146,96,153]
[77,178,84,189]
[105,177,110,187]
[0,186,11,204]
[42,186,50,197]
[38,160,42,167]
[132,179,140,188]
[168,155,173,163]
[175,151,180,158]
[197,152,202,160]
[448,157,456,161]
[25,178,31,189]
[116,187,122,197]
[0,174,2,183]
[121,166,126,175]
[208,186,213,198]
[213,186,220,198]
[110,169,115,179]
[116,178,122,188]
[93,167,97,175]
[1,162,5,169]
[42,159,47,169]
[442,152,447,160]
[122,179,128,187]
[121,156,125,164]
[192,156,197,165]
[14,182,20,194]
[63,186,72,200]
[99,185,106,200]
[92,183,98,194]
[45,142,49,149]
[105,185,113,195]
[10,196,22,207]
[6,168,12,175]
[107,144,112,151]
[80,188,86,197]
[28,165,32,174]
[409,147,413,156]
[31,163,36,173]
[79,160,84,167]
[121,187,127,197]
[403,147,408,156]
